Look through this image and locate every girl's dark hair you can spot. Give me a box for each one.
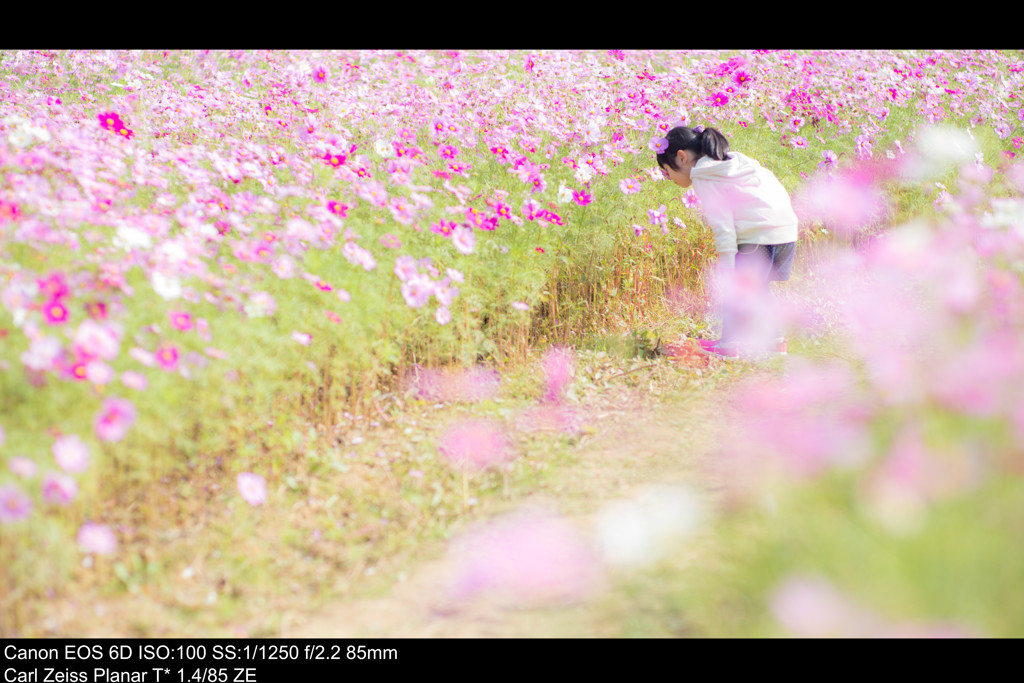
[656,126,730,169]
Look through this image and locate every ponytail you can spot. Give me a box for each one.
[656,125,731,169]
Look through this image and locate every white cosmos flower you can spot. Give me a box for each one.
[114,225,153,251]
[557,183,573,204]
[151,271,182,300]
[8,128,32,148]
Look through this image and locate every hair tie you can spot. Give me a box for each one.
[693,124,705,134]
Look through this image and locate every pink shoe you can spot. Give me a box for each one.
[700,343,740,360]
[698,338,721,350]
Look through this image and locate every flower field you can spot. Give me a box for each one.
[2,49,1024,637]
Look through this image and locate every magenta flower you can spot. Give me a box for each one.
[42,298,69,325]
[77,523,117,554]
[573,189,593,206]
[710,91,730,107]
[53,434,90,473]
[93,397,137,443]
[168,310,193,331]
[0,485,32,523]
[155,343,179,371]
[237,472,267,506]
[291,331,312,346]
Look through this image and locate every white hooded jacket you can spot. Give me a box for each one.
[689,151,799,267]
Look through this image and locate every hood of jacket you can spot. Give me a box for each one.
[689,152,762,186]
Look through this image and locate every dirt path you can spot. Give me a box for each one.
[283,387,726,638]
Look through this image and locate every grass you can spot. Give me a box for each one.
[7,316,741,636]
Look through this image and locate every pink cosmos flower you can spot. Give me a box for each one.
[648,204,667,226]
[0,485,32,523]
[196,318,211,342]
[710,91,729,106]
[121,370,148,391]
[445,510,603,604]
[312,66,328,83]
[291,332,312,346]
[53,434,90,473]
[771,576,876,637]
[97,111,123,132]
[42,298,69,325]
[326,200,349,217]
[93,397,137,443]
[42,472,78,505]
[85,360,114,385]
[792,170,886,236]
[401,274,434,309]
[379,233,402,249]
[436,306,452,325]
[237,472,267,506]
[542,347,575,402]
[683,189,701,209]
[21,335,62,372]
[511,301,530,312]
[393,255,419,282]
[168,310,193,331]
[0,199,21,222]
[9,456,37,478]
[573,189,593,206]
[155,343,179,371]
[129,347,157,368]
[451,226,475,255]
[73,320,120,361]
[77,523,117,554]
[271,254,296,279]
[619,177,641,194]
[438,419,514,471]
[649,136,669,153]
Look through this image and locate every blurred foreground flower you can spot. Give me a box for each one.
[445,510,603,605]
[541,346,574,402]
[792,170,887,236]
[437,419,513,471]
[53,434,90,473]
[402,365,500,403]
[594,484,703,567]
[771,576,976,638]
[76,523,117,555]
[0,484,32,523]
[237,473,267,506]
